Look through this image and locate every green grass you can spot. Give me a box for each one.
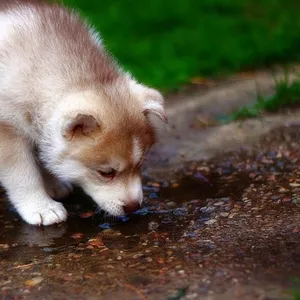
[60,0,300,91]
[227,70,300,122]
[294,292,300,300]
[291,278,300,300]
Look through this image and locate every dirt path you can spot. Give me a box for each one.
[1,125,300,300]
[1,74,300,300]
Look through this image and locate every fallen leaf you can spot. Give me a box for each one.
[79,211,94,218]
[231,71,255,80]
[190,114,218,129]
[83,274,96,279]
[267,174,276,181]
[278,187,288,193]
[283,197,292,202]
[149,182,160,188]
[71,233,84,240]
[87,238,104,248]
[190,77,216,87]
[24,277,43,287]
[12,263,34,270]
[157,258,164,264]
[0,244,9,250]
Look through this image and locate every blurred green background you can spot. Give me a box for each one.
[63,0,300,91]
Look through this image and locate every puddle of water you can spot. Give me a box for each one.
[0,167,254,254]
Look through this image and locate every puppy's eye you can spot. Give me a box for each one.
[98,169,116,179]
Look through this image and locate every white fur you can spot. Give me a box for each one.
[132,137,143,165]
[81,175,143,216]
[0,3,165,225]
[88,25,103,47]
[0,8,36,43]
[129,176,143,204]
[0,130,68,225]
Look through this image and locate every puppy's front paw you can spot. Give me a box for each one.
[18,199,68,226]
[45,178,73,200]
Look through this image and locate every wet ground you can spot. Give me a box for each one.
[1,125,300,300]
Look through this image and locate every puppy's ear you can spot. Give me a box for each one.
[61,113,100,140]
[130,81,167,123]
[142,89,168,123]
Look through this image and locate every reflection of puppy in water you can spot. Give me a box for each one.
[0,1,166,225]
[16,224,67,247]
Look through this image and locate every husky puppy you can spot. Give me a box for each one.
[0,1,166,225]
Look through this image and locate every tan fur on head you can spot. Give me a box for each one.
[0,1,166,225]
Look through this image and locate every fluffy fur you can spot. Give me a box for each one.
[0,1,166,225]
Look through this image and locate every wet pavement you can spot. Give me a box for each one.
[1,125,300,299]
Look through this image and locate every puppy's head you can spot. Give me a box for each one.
[50,79,166,216]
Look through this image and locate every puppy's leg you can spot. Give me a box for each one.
[0,125,67,225]
[40,166,73,200]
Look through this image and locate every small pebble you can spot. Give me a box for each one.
[118,215,130,222]
[148,221,159,231]
[204,219,217,225]
[166,201,176,208]
[220,197,230,202]
[228,213,237,219]
[99,223,111,229]
[149,192,158,199]
[173,207,188,216]
[220,212,229,217]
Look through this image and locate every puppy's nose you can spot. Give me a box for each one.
[123,201,141,214]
